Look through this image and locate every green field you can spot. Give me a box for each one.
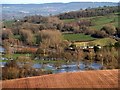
[90,38,117,46]
[74,38,117,47]
[90,14,119,30]
[63,13,119,30]
[63,33,96,41]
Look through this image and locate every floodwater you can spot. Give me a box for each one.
[33,62,102,74]
[1,59,102,74]
[0,46,103,73]
[0,46,5,53]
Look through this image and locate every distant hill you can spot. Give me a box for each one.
[2,2,118,20]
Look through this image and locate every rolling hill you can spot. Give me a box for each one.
[2,2,117,20]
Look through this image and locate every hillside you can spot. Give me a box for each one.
[3,8,119,47]
[1,4,120,82]
[2,2,117,20]
[63,12,119,30]
[2,69,118,88]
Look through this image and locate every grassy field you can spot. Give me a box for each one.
[63,33,96,41]
[90,14,119,30]
[90,38,117,46]
[63,13,119,30]
[74,38,117,47]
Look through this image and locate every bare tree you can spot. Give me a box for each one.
[20,29,34,45]
[75,49,84,69]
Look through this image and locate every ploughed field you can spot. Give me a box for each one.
[1,69,118,88]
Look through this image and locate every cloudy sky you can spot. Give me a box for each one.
[1,0,119,4]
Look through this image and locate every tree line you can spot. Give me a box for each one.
[57,6,119,19]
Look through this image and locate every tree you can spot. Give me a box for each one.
[36,32,42,45]
[16,56,34,69]
[3,40,14,59]
[5,60,19,68]
[78,20,92,26]
[40,30,62,48]
[101,25,116,35]
[35,47,46,58]
[116,27,120,37]
[100,47,118,69]
[91,30,108,38]
[84,28,95,35]
[94,46,100,53]
[2,67,19,80]
[62,24,74,32]
[63,52,73,68]
[20,29,34,45]
[2,29,13,40]
[75,49,84,69]
[114,42,120,48]
[57,6,118,19]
